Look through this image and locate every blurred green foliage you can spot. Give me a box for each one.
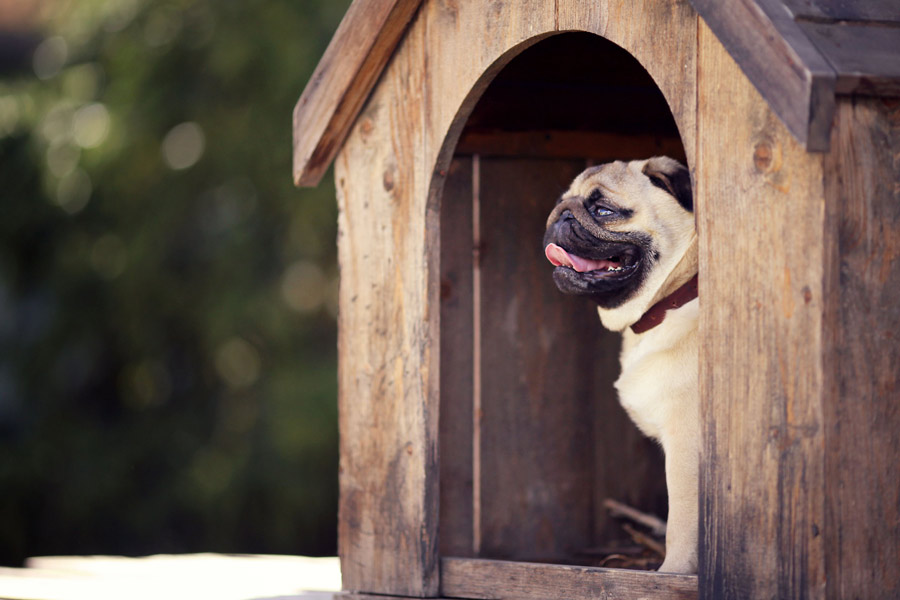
[0,0,351,565]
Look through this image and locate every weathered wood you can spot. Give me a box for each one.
[334,7,438,596]
[822,96,900,600]
[782,0,900,23]
[441,558,698,600]
[292,0,423,186]
[688,0,836,151]
[697,18,826,600]
[455,130,686,162]
[557,0,698,167]
[336,1,699,593]
[439,156,475,558]
[477,157,599,560]
[799,22,900,96]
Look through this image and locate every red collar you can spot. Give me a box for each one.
[630,274,699,334]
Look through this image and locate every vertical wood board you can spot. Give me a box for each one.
[334,8,438,595]
[696,19,826,600]
[822,96,900,600]
[439,156,475,557]
[476,157,598,560]
[697,18,825,599]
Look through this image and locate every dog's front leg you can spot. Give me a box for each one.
[657,417,700,574]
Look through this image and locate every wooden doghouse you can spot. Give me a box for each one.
[292,1,900,598]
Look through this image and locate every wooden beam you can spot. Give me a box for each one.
[440,558,698,600]
[292,0,423,187]
[454,130,687,162]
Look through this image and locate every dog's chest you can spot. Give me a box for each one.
[612,300,699,440]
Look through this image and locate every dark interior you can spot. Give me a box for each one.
[439,32,685,569]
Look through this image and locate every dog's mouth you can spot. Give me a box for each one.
[544,242,641,280]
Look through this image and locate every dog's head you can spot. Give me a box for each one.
[543,157,696,331]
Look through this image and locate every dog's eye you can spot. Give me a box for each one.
[591,206,614,218]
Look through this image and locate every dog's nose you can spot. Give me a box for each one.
[560,210,575,222]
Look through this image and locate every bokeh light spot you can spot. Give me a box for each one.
[162,121,205,170]
[215,338,261,389]
[55,168,92,214]
[72,103,110,149]
[281,261,327,313]
[46,142,81,178]
[33,36,68,80]
[0,96,21,137]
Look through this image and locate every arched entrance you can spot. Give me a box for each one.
[438,32,688,567]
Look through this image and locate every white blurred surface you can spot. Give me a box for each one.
[0,553,341,600]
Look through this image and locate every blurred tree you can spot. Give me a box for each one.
[0,0,350,565]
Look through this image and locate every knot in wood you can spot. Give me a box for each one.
[753,141,774,172]
[383,168,395,192]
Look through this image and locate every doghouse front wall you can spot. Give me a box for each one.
[335,0,697,596]
[334,1,696,596]
[333,1,899,599]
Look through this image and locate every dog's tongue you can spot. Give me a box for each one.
[545,243,615,272]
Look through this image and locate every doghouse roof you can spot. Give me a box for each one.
[292,0,900,187]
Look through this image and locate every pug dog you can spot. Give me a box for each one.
[543,156,699,574]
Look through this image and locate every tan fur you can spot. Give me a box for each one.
[560,157,699,573]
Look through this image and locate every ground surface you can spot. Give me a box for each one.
[0,553,341,600]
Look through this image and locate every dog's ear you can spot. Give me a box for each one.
[642,157,693,212]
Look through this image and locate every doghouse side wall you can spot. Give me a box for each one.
[822,96,900,600]
[698,18,900,600]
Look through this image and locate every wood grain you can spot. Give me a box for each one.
[822,96,900,600]
[696,18,826,599]
[336,0,697,595]
[782,0,900,23]
[688,0,836,151]
[476,157,614,560]
[292,0,423,186]
[441,558,698,600]
[439,156,475,558]
[333,7,438,595]
[799,21,900,96]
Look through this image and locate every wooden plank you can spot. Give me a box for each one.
[292,0,423,187]
[688,0,836,151]
[476,157,598,560]
[441,558,698,600]
[439,156,475,558]
[455,130,687,162]
[782,0,900,23]
[799,22,900,96]
[696,18,826,600]
[822,96,900,599]
[333,5,438,595]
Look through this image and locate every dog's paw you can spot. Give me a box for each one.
[657,554,698,575]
